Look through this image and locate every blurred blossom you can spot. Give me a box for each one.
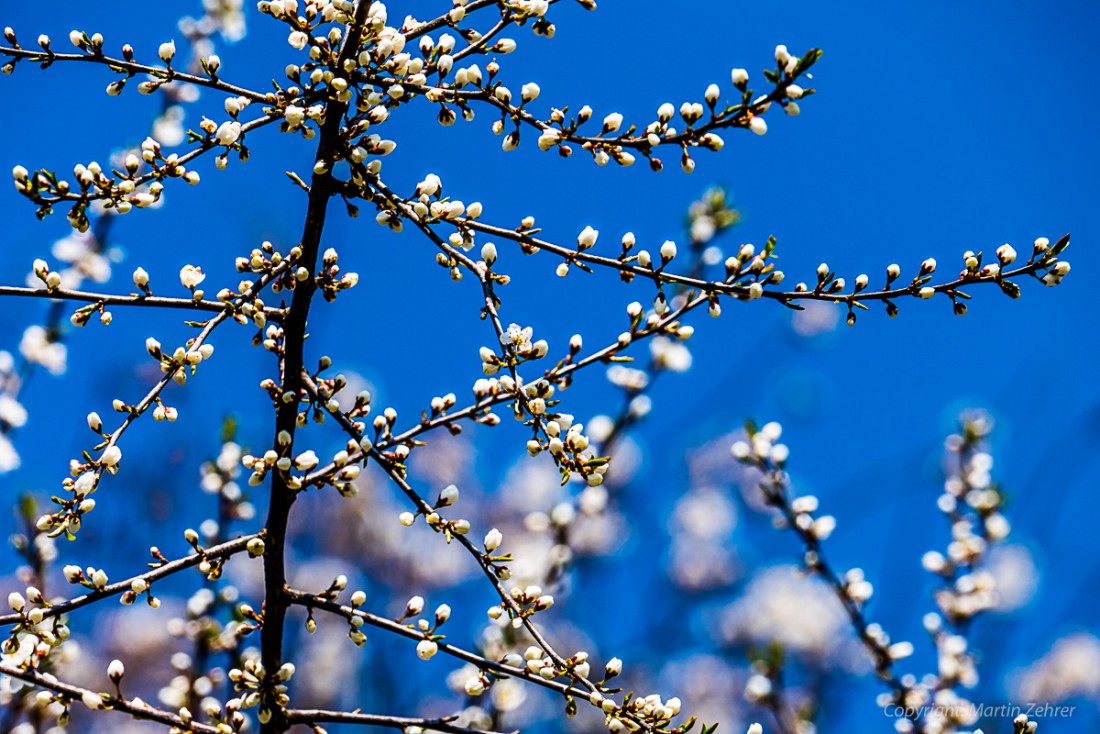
[687,430,742,489]
[151,106,187,147]
[0,435,19,472]
[984,544,1038,611]
[660,654,745,732]
[498,458,563,514]
[490,677,528,712]
[650,336,693,372]
[295,618,358,707]
[718,565,860,668]
[51,231,114,288]
[791,301,840,338]
[0,395,27,431]
[668,539,740,590]
[19,326,66,375]
[672,486,738,540]
[412,433,478,490]
[1013,633,1100,703]
[567,509,629,556]
[182,0,247,44]
[600,433,642,487]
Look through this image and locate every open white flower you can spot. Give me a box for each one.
[179,264,206,289]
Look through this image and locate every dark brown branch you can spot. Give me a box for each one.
[0,533,260,626]
[286,709,513,734]
[0,663,220,733]
[259,3,373,733]
[0,44,270,102]
[285,589,591,701]
[0,285,285,320]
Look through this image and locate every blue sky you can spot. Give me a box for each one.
[1,2,1097,732]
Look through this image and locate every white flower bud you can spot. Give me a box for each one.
[215,121,242,146]
[521,82,540,102]
[577,226,598,249]
[100,445,122,467]
[438,484,459,506]
[82,691,105,710]
[8,592,25,612]
[416,639,438,660]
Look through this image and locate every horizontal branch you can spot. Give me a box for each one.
[402,0,509,42]
[0,662,219,733]
[369,73,788,153]
[286,709,514,734]
[19,112,282,206]
[0,285,285,320]
[285,589,590,702]
[0,533,260,626]
[456,218,1070,306]
[0,43,269,102]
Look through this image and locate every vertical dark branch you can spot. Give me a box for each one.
[259,3,372,732]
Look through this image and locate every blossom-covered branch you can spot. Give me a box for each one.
[0,661,224,733]
[0,533,261,628]
[0,31,267,101]
[0,283,285,321]
[286,708,514,734]
[285,588,591,700]
[298,372,691,734]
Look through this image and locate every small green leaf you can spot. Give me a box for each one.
[1049,232,1070,257]
[794,48,824,76]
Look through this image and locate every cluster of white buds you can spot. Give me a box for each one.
[228,658,294,723]
[510,583,555,615]
[605,690,683,733]
[521,644,558,680]
[63,564,109,589]
[145,333,215,385]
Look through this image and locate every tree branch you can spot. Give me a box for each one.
[0,44,269,102]
[0,534,260,627]
[0,285,285,321]
[0,662,220,733]
[259,3,373,732]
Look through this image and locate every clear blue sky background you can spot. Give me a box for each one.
[1,2,1097,732]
